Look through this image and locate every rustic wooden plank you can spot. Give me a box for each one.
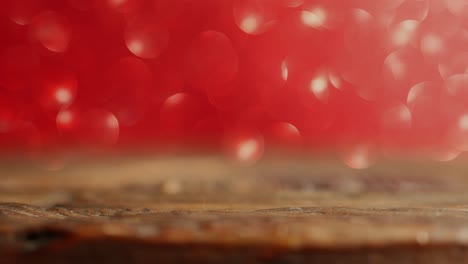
[1,156,468,263]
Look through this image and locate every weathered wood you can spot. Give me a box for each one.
[1,156,468,263]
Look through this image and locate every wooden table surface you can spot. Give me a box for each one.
[1,156,468,263]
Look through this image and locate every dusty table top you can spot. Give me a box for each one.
[1,156,468,263]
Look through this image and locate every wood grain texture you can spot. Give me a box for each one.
[1,156,468,263]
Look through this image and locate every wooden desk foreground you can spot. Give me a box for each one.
[1,156,468,263]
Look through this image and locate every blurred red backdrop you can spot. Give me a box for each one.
[1,0,468,168]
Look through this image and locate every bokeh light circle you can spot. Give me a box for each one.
[125,15,169,59]
[30,11,72,53]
